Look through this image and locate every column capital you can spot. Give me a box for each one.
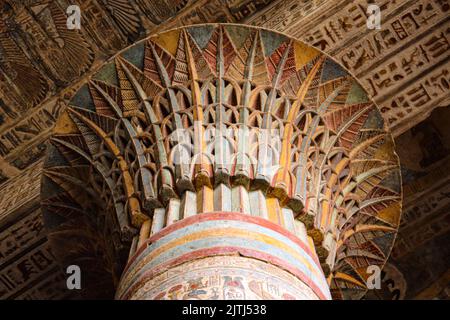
[41,24,402,300]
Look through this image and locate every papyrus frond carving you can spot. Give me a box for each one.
[42,24,402,299]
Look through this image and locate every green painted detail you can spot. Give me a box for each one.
[187,25,215,49]
[121,42,145,70]
[321,59,348,83]
[260,29,288,57]
[346,81,370,105]
[93,61,119,87]
[225,25,252,49]
[69,84,95,111]
[363,108,384,130]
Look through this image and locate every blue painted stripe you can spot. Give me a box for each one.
[126,219,322,277]
[122,235,329,297]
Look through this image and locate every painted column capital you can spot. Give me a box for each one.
[41,24,402,300]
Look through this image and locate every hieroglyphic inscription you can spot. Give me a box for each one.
[14,269,68,300]
[361,27,449,101]
[401,179,450,229]
[0,209,45,261]
[0,163,69,300]
[380,61,450,133]
[0,240,61,299]
[0,0,278,300]
[246,0,329,30]
[248,0,450,135]
[0,160,42,222]
[0,205,68,300]
[0,0,276,180]
[0,98,63,168]
[392,205,450,259]
[391,158,450,259]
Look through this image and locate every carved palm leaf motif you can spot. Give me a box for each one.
[42,24,402,300]
[99,0,142,41]
[0,19,49,110]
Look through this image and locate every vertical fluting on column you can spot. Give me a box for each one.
[118,182,330,299]
[42,24,402,300]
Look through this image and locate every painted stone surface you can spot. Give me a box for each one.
[124,255,321,300]
[0,0,446,301]
[42,24,402,299]
[116,212,331,300]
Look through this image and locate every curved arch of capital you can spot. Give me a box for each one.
[41,23,402,300]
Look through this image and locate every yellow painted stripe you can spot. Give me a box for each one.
[266,197,284,226]
[123,227,322,286]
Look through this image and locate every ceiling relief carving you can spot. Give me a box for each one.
[41,24,402,299]
[0,0,276,300]
[0,0,447,184]
[248,0,450,136]
[0,0,274,183]
[0,0,447,301]
[384,106,450,299]
[0,161,71,300]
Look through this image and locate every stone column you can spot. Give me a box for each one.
[42,24,401,300]
[116,212,330,300]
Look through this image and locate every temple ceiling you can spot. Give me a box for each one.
[0,0,449,300]
[0,0,448,183]
[41,23,402,300]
